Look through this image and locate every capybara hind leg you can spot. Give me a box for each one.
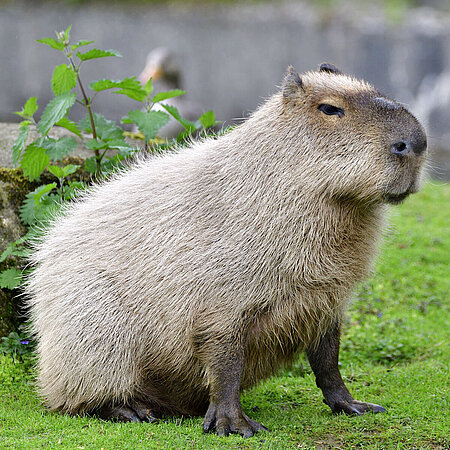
[307,322,386,415]
[97,402,158,423]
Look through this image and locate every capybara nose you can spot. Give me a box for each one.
[390,141,410,156]
[390,138,427,157]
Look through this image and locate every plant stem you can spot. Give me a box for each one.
[69,56,102,175]
[76,73,101,174]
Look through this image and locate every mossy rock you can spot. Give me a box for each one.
[0,162,91,337]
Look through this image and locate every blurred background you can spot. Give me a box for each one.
[0,0,449,178]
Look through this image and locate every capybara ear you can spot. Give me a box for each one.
[282,66,303,98]
[319,63,343,75]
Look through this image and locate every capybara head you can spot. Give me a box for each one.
[279,64,427,205]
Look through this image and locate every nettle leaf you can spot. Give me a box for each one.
[106,139,135,155]
[125,110,170,141]
[31,183,58,205]
[42,136,78,161]
[161,104,196,132]
[0,241,28,263]
[19,144,50,181]
[77,48,121,61]
[85,139,109,151]
[64,181,85,200]
[56,117,82,137]
[12,122,30,166]
[48,164,79,179]
[143,77,153,96]
[20,184,58,226]
[47,165,64,179]
[0,268,23,290]
[52,64,77,95]
[71,40,94,51]
[15,97,39,119]
[198,110,218,129]
[63,25,72,42]
[37,92,76,136]
[37,37,65,51]
[89,77,147,102]
[79,113,123,141]
[152,89,186,103]
[63,164,80,176]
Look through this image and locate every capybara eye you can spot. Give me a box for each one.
[318,104,345,117]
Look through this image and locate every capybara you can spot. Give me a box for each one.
[26,64,427,437]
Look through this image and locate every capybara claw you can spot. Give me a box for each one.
[365,402,386,414]
[330,399,386,416]
[203,403,267,437]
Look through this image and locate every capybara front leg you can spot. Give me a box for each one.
[202,351,268,437]
[306,322,386,415]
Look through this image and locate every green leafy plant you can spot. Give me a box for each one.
[0,324,34,362]
[0,25,219,292]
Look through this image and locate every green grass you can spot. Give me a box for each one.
[1,182,449,449]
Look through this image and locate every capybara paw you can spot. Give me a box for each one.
[97,403,158,423]
[324,398,386,415]
[203,403,268,437]
[97,405,142,422]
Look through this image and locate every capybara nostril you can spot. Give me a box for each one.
[390,141,410,156]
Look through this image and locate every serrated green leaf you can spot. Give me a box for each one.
[55,117,82,137]
[24,97,38,117]
[121,116,133,125]
[198,110,217,129]
[47,165,65,179]
[63,25,72,42]
[84,157,97,174]
[0,241,30,263]
[51,64,77,95]
[85,139,108,151]
[115,88,148,102]
[0,243,19,263]
[152,89,186,103]
[89,77,147,102]
[15,97,38,119]
[41,136,78,161]
[64,181,85,200]
[77,48,121,61]
[79,113,123,141]
[0,243,14,263]
[19,144,49,181]
[105,139,135,155]
[37,92,76,136]
[37,37,65,51]
[20,188,60,226]
[62,164,79,176]
[32,183,58,205]
[71,40,94,51]
[12,123,29,166]
[125,110,170,141]
[143,77,153,96]
[0,268,23,290]
[161,104,196,132]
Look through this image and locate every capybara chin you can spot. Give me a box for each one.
[25,64,427,436]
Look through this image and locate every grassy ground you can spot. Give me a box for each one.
[0,181,448,449]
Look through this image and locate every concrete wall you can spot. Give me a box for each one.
[0,1,449,177]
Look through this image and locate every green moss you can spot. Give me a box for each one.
[0,168,33,215]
